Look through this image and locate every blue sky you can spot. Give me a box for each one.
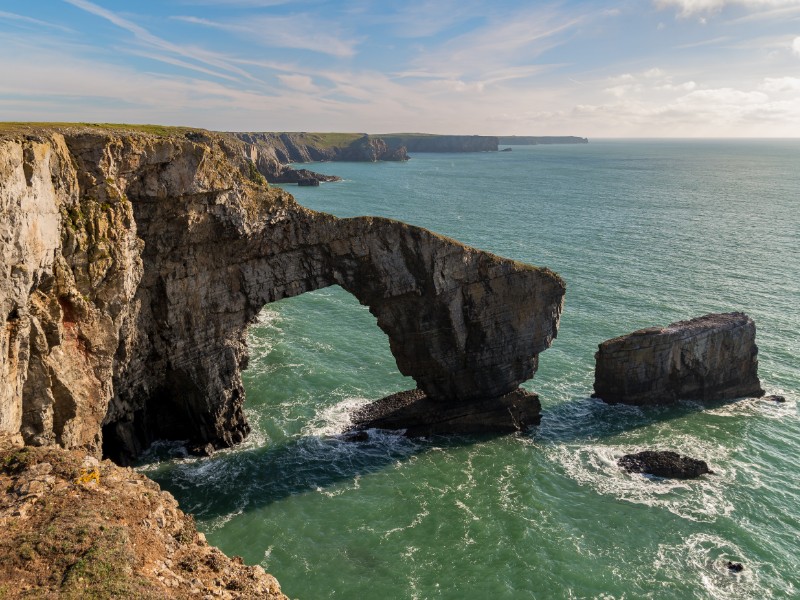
[1,0,799,136]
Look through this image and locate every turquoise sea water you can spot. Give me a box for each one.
[142,141,800,599]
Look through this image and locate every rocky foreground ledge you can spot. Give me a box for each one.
[593,312,763,405]
[0,444,286,599]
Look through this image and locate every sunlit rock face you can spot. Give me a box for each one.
[0,126,565,464]
[593,312,764,405]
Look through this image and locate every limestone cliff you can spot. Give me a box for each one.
[0,125,565,464]
[593,312,763,405]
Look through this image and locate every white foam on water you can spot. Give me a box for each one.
[655,533,771,600]
[300,396,372,438]
[543,437,735,522]
[700,392,798,420]
[382,501,430,539]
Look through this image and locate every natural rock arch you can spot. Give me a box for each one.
[0,128,565,464]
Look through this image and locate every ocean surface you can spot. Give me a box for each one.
[141,140,800,599]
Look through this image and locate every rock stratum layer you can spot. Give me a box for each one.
[593,312,763,405]
[0,125,565,465]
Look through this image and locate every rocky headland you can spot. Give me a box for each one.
[498,136,588,145]
[593,312,764,405]
[0,122,567,596]
[0,123,564,461]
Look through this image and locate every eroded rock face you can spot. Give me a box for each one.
[593,312,764,405]
[0,126,565,463]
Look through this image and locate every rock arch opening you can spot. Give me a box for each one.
[241,286,414,438]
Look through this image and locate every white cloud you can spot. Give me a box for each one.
[277,74,319,92]
[644,68,666,78]
[793,36,800,56]
[656,0,800,16]
[172,14,358,58]
[759,76,800,90]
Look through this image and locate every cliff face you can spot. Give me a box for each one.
[593,312,763,405]
[0,126,565,464]
[498,136,588,145]
[233,132,408,166]
[379,134,499,153]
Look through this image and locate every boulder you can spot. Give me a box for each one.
[593,313,764,405]
[618,450,713,479]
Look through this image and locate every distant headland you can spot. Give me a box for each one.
[229,131,589,184]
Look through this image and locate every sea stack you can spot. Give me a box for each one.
[593,312,764,405]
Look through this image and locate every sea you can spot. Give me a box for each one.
[140,140,800,599]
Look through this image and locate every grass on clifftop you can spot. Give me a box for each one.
[0,122,205,137]
[278,132,364,148]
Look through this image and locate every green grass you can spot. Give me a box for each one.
[0,122,205,137]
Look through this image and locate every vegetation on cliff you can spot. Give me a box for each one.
[0,445,286,599]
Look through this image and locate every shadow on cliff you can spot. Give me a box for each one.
[143,430,503,520]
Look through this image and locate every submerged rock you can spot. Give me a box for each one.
[726,561,744,573]
[348,387,542,436]
[763,394,786,403]
[618,450,713,479]
[593,312,764,405]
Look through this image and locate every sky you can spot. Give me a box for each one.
[1,0,800,137]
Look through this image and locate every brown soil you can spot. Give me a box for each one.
[0,446,287,599]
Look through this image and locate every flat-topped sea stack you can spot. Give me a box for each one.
[593,312,763,405]
[0,124,565,465]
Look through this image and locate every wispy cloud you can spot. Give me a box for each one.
[676,35,731,48]
[64,0,255,81]
[172,13,359,57]
[656,0,800,17]
[0,10,74,32]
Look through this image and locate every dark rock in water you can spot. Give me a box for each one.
[500,147,513,152]
[763,394,786,403]
[189,442,215,457]
[618,450,713,479]
[297,177,320,186]
[348,388,542,437]
[593,312,764,405]
[342,430,370,442]
[726,561,744,573]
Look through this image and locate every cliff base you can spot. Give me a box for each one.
[348,388,541,437]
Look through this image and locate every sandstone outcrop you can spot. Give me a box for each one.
[0,125,565,464]
[618,450,713,479]
[0,445,287,598]
[593,313,763,405]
